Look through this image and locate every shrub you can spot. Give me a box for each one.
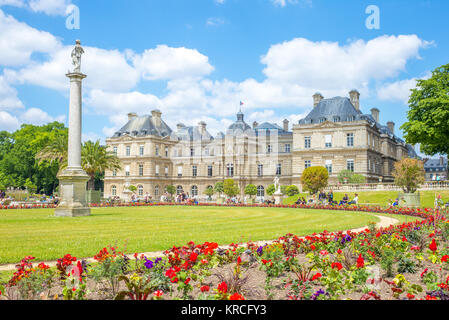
[266,185,275,196]
[244,184,257,198]
[285,185,300,197]
[223,179,240,198]
[300,166,329,195]
[393,158,425,194]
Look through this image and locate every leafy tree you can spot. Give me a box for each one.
[300,166,329,195]
[266,184,276,196]
[244,184,257,198]
[166,185,176,197]
[204,186,215,200]
[285,185,300,197]
[24,178,37,195]
[82,140,122,191]
[223,179,240,198]
[393,158,425,194]
[401,64,449,156]
[214,181,224,197]
[337,170,366,184]
[350,174,366,184]
[128,185,137,193]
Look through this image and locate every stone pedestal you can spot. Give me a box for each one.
[274,193,283,205]
[55,168,90,217]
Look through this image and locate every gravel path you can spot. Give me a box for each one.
[0,215,398,272]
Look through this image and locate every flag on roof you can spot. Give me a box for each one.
[240,101,244,106]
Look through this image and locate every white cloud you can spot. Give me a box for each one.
[131,45,214,81]
[0,111,20,131]
[0,9,62,67]
[206,17,225,26]
[0,75,24,110]
[19,107,65,125]
[377,72,431,104]
[0,0,72,16]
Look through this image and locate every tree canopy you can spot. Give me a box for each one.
[401,63,449,156]
[301,166,329,195]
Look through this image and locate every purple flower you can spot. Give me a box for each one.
[311,289,328,300]
[257,246,264,256]
[144,259,154,269]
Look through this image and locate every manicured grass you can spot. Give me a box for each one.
[0,206,385,264]
[283,190,449,208]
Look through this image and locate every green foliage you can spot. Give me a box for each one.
[338,170,366,184]
[301,166,329,194]
[397,256,417,274]
[204,186,215,199]
[244,184,257,197]
[380,247,396,277]
[166,185,176,196]
[223,179,240,197]
[393,158,425,194]
[128,185,137,193]
[214,182,224,196]
[286,185,300,197]
[401,63,449,156]
[266,184,276,196]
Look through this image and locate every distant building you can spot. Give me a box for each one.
[424,157,448,181]
[104,90,416,200]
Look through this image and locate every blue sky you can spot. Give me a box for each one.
[0,0,448,153]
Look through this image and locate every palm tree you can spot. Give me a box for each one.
[36,134,68,173]
[81,140,122,190]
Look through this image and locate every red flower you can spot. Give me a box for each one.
[217,282,228,294]
[429,239,438,253]
[237,256,242,265]
[190,252,198,262]
[442,255,449,263]
[407,293,415,300]
[229,293,245,300]
[357,254,365,268]
[200,286,210,292]
[311,273,322,281]
[331,262,343,271]
[153,290,163,297]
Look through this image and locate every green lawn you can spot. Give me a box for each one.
[0,206,392,264]
[283,190,449,208]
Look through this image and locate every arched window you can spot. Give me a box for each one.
[177,185,183,195]
[154,185,159,197]
[257,186,265,197]
[191,185,198,197]
[111,185,117,196]
[138,185,144,196]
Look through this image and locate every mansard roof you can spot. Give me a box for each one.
[255,122,292,136]
[174,125,214,142]
[113,115,172,138]
[300,97,362,124]
[227,111,252,135]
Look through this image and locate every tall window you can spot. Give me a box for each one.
[208,165,213,177]
[227,163,234,177]
[258,164,264,177]
[154,185,159,197]
[138,185,143,196]
[347,133,354,147]
[276,164,282,176]
[139,164,144,176]
[155,146,159,156]
[257,186,265,197]
[165,167,169,177]
[139,146,144,156]
[347,159,355,172]
[305,160,311,169]
[284,144,291,153]
[325,135,332,148]
[177,186,183,195]
[305,137,311,149]
[325,160,333,174]
[190,148,195,157]
[111,186,117,196]
[178,166,183,177]
[191,186,198,197]
[125,165,130,177]
[112,170,117,177]
[113,146,118,155]
[192,165,198,177]
[155,165,160,176]
[165,147,169,157]
[126,146,131,156]
[267,145,273,154]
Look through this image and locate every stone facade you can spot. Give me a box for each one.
[104,90,414,200]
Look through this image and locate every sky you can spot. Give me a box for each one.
[0,0,448,154]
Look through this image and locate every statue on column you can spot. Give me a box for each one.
[71,40,84,73]
[274,176,281,194]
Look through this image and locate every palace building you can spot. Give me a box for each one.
[104,90,416,201]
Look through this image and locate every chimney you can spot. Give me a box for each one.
[198,121,207,135]
[128,113,137,121]
[313,92,324,107]
[440,156,445,166]
[349,89,360,111]
[283,119,289,131]
[370,108,380,123]
[253,121,259,129]
[151,109,162,127]
[387,121,395,134]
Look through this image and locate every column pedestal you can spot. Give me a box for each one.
[55,168,91,217]
[274,193,283,205]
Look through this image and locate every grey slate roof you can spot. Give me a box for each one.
[424,158,448,172]
[227,111,252,135]
[174,125,214,142]
[113,115,173,138]
[255,122,292,136]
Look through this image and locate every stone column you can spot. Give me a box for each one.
[55,71,91,217]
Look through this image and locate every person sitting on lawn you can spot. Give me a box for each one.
[348,194,359,206]
[339,194,349,206]
[328,190,334,204]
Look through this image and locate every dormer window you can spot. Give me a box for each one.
[319,118,326,123]
[333,116,340,122]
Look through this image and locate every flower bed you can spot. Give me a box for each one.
[1,206,448,301]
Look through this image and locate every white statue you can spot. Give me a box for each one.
[274,176,281,194]
[71,40,84,73]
